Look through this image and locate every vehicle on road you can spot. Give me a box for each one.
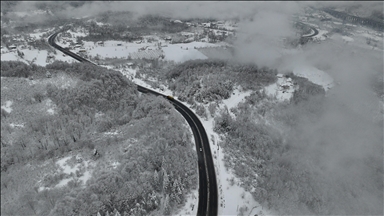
[200,148,202,152]
[167,95,174,100]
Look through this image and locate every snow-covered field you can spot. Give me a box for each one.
[162,45,208,63]
[1,51,22,62]
[2,48,76,66]
[83,40,219,63]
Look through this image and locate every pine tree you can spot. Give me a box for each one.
[162,168,169,193]
[162,194,170,215]
[154,170,159,184]
[113,209,121,216]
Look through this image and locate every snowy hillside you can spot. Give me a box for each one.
[292,65,334,91]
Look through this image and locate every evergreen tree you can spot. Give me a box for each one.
[162,168,169,194]
[154,170,159,190]
[162,194,170,215]
[113,208,121,216]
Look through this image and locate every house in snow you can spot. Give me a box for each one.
[8,45,17,50]
[126,62,136,69]
[47,53,55,59]
[202,23,211,28]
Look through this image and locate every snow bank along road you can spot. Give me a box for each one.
[48,30,218,216]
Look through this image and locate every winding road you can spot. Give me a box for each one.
[48,30,218,216]
[297,21,319,38]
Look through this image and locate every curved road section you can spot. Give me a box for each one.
[297,21,319,38]
[48,30,218,216]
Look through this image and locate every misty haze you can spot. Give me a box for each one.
[1,1,383,216]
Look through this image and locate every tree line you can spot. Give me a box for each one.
[138,59,278,106]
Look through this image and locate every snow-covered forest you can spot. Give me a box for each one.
[1,61,198,215]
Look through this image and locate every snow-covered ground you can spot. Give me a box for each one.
[45,99,56,115]
[198,104,274,216]
[1,29,79,66]
[86,19,110,27]
[86,41,152,59]
[162,42,223,63]
[328,30,383,53]
[222,87,252,111]
[53,155,93,189]
[10,123,24,128]
[175,189,199,216]
[162,45,207,63]
[1,100,13,113]
[117,65,270,215]
[84,40,219,63]
[312,29,328,41]
[264,75,296,102]
[342,35,354,43]
[293,65,334,91]
[68,29,88,38]
[1,52,22,62]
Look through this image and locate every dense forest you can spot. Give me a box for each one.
[137,59,278,106]
[81,13,189,42]
[1,61,198,215]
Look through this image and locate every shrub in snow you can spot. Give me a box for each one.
[196,104,207,119]
[208,102,217,117]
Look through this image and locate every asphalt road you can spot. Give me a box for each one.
[48,31,218,216]
[297,21,319,38]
